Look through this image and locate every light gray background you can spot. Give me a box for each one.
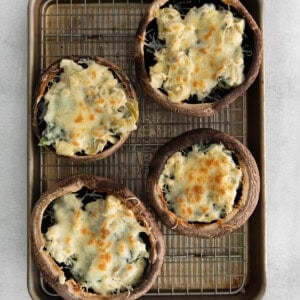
[0,0,299,299]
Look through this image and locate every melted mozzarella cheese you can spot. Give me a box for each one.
[40,59,138,156]
[149,4,245,102]
[44,193,149,295]
[158,144,242,223]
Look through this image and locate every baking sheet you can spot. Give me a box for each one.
[27,0,266,298]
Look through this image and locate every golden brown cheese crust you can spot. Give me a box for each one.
[149,4,245,102]
[30,175,165,300]
[44,193,150,294]
[147,128,260,238]
[33,56,138,161]
[135,0,263,117]
[159,144,243,223]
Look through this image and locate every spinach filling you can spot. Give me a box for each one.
[39,122,66,146]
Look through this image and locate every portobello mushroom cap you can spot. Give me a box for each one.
[30,174,165,300]
[147,128,260,237]
[33,56,138,161]
[135,0,263,117]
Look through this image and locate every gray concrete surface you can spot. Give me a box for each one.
[0,0,299,299]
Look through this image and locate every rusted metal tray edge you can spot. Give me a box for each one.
[27,0,266,299]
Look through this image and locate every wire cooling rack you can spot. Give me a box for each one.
[38,0,248,296]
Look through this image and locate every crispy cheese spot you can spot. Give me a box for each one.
[204,25,216,41]
[186,185,204,204]
[74,113,84,123]
[192,80,206,90]
[95,108,103,114]
[100,225,110,240]
[200,48,208,54]
[118,242,126,253]
[88,239,95,245]
[110,99,118,106]
[89,113,95,121]
[102,252,112,262]
[79,101,86,109]
[205,157,218,167]
[128,235,135,246]
[175,75,188,84]
[72,141,79,146]
[187,189,196,203]
[125,209,134,217]
[126,264,134,271]
[215,173,224,184]
[221,156,228,164]
[95,98,105,105]
[228,183,235,191]
[171,23,181,31]
[97,241,112,252]
[81,227,89,235]
[193,185,205,196]
[176,76,182,83]
[199,167,208,175]
[74,210,81,220]
[91,70,97,79]
[217,65,225,73]
[171,64,177,71]
[96,242,106,252]
[188,171,195,182]
[65,236,71,244]
[92,128,104,137]
[185,187,192,198]
[175,196,182,203]
[180,206,187,216]
[194,65,201,74]
[98,262,107,271]
[201,205,209,214]
[187,206,193,215]
[212,65,225,80]
[219,188,226,196]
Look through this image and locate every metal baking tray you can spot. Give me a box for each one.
[27,0,266,299]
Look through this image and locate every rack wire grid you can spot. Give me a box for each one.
[37,0,248,297]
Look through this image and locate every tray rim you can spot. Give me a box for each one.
[27,0,266,298]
